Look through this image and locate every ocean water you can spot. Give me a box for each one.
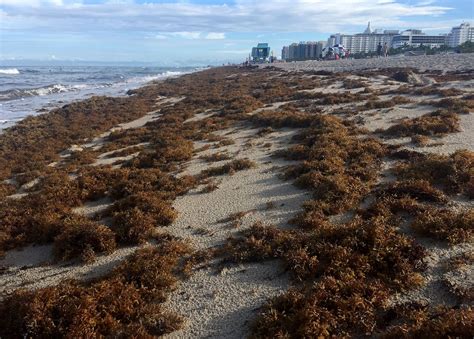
[0,66,198,130]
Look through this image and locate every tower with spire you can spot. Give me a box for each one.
[363,22,372,34]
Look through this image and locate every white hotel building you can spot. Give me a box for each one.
[328,22,473,53]
[391,29,447,49]
[328,22,399,54]
[446,23,474,47]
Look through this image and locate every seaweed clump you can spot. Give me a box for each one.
[279,114,387,219]
[251,109,314,128]
[381,304,473,338]
[394,150,473,197]
[432,97,473,114]
[106,192,178,244]
[0,96,153,180]
[201,158,256,177]
[0,182,15,199]
[376,179,448,204]
[0,237,191,337]
[411,209,474,244]
[383,110,460,137]
[364,96,412,110]
[222,216,426,337]
[199,152,232,162]
[53,216,116,263]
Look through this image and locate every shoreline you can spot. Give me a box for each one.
[0,66,200,133]
[1,54,473,337]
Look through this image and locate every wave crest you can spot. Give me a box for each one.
[0,68,20,75]
[0,84,82,101]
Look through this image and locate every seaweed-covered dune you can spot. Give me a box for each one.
[1,55,473,338]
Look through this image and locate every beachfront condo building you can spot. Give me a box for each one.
[280,21,472,62]
[251,43,271,62]
[391,29,447,49]
[328,23,399,54]
[446,23,474,47]
[282,41,325,61]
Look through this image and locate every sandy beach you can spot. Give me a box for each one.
[269,53,474,73]
[1,53,473,337]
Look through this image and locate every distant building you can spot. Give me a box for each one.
[287,43,296,60]
[251,43,271,62]
[307,41,324,59]
[392,29,447,49]
[330,22,399,54]
[327,34,339,47]
[281,46,289,61]
[279,22,472,62]
[282,41,325,61]
[446,23,474,47]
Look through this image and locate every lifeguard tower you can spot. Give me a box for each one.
[251,43,271,62]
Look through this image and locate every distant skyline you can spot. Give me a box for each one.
[0,0,472,65]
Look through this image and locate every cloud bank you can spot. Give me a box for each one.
[0,0,454,34]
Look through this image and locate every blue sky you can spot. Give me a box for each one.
[0,0,472,65]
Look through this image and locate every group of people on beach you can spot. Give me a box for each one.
[377,42,389,57]
[320,46,351,60]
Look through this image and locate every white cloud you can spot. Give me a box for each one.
[205,32,226,40]
[171,31,202,39]
[0,0,63,6]
[148,31,225,40]
[153,34,168,40]
[216,49,249,54]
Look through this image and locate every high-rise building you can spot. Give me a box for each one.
[251,43,271,62]
[392,30,447,49]
[446,23,474,47]
[298,42,306,60]
[327,34,340,47]
[306,41,323,59]
[282,41,325,61]
[279,22,472,63]
[288,43,298,60]
[281,46,289,61]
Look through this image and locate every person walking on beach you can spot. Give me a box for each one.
[377,42,382,58]
[383,42,389,58]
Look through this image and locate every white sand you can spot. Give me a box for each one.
[163,125,310,338]
[0,245,139,297]
[71,197,113,218]
[269,53,474,73]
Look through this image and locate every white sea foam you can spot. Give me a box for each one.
[126,70,185,84]
[0,84,85,101]
[0,68,20,75]
[24,84,76,97]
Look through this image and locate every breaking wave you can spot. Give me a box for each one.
[0,68,20,75]
[0,84,92,101]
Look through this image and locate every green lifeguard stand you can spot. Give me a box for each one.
[251,43,271,62]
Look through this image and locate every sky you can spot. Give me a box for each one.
[0,0,472,65]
